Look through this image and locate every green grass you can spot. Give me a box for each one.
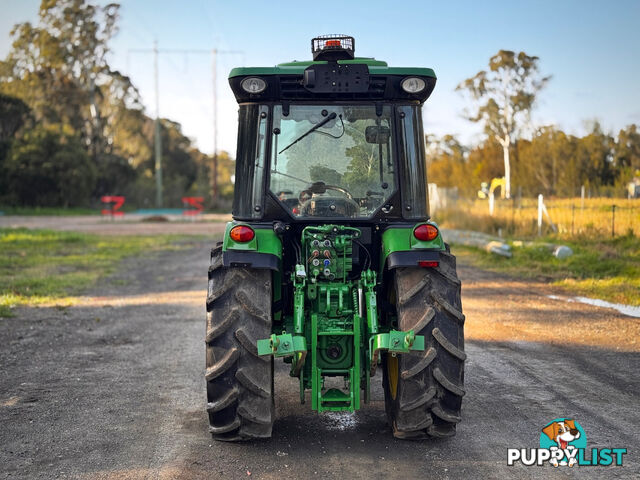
[434,199,638,240]
[0,206,100,216]
[451,233,640,306]
[0,206,232,217]
[0,228,187,317]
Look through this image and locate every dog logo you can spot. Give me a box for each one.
[508,417,626,467]
[540,419,585,467]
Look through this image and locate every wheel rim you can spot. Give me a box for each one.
[387,353,399,400]
[386,284,400,401]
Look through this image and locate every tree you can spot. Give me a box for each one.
[4,126,96,206]
[0,93,31,161]
[467,139,504,189]
[0,0,218,208]
[457,50,550,198]
[424,134,475,195]
[515,126,574,196]
[614,124,640,171]
[425,134,466,165]
[0,94,32,198]
[612,124,640,192]
[125,118,200,206]
[0,0,120,154]
[0,93,31,142]
[98,70,149,165]
[574,122,615,193]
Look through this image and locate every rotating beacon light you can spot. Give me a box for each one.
[311,34,355,61]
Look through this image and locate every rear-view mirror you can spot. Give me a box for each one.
[365,125,390,144]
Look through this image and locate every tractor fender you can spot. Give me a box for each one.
[380,222,445,271]
[222,222,282,270]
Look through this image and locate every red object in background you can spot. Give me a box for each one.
[101,196,125,216]
[182,197,204,215]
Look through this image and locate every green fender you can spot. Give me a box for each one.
[380,221,445,273]
[222,221,282,258]
[222,221,283,314]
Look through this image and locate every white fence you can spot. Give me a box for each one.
[428,184,458,212]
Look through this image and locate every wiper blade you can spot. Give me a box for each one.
[271,169,311,184]
[278,112,337,154]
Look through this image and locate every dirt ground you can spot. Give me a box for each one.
[0,219,639,479]
[0,214,230,236]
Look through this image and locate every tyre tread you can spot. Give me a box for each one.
[383,252,465,439]
[206,248,274,441]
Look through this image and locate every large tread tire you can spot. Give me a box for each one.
[383,245,465,439]
[206,243,274,441]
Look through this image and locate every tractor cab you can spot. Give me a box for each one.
[229,34,436,224]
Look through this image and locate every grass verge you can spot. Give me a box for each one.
[0,228,189,317]
[450,233,640,306]
[433,198,638,239]
[0,206,101,216]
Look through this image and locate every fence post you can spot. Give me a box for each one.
[581,185,585,209]
[612,204,616,237]
[489,192,495,216]
[511,196,516,233]
[538,194,543,236]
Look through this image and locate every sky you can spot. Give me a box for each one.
[1,0,640,156]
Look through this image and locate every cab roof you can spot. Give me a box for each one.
[228,49,437,104]
[229,58,436,80]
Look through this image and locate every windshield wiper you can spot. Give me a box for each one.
[271,169,311,184]
[279,112,337,154]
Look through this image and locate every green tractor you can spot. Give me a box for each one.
[206,35,465,441]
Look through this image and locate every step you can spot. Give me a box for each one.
[321,388,352,403]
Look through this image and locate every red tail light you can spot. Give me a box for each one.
[418,261,439,268]
[229,225,255,243]
[414,224,439,241]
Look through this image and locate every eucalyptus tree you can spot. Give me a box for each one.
[0,0,120,157]
[457,50,549,198]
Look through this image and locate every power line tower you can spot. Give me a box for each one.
[128,44,242,208]
[208,48,243,205]
[129,41,164,208]
[153,41,162,209]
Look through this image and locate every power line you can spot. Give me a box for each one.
[211,48,242,204]
[128,44,242,207]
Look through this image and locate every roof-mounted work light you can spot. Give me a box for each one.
[241,77,267,94]
[311,34,355,61]
[401,76,426,94]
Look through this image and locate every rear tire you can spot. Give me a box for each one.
[206,243,274,441]
[383,245,465,439]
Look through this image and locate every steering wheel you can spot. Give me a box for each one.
[298,181,354,203]
[298,182,359,217]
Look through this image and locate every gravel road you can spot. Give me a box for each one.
[1,238,638,479]
[0,215,230,236]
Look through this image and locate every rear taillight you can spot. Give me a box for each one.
[413,224,438,241]
[418,261,439,268]
[229,225,255,243]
